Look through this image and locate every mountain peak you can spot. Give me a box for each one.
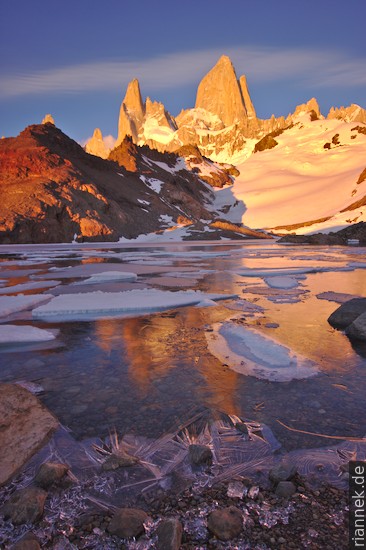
[116,78,145,146]
[216,54,235,67]
[42,114,55,125]
[195,56,247,126]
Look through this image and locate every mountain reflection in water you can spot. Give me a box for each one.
[0,241,365,452]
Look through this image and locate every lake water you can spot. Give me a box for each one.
[0,239,365,454]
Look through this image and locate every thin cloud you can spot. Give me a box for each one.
[0,46,365,99]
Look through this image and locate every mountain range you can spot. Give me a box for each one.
[1,55,365,244]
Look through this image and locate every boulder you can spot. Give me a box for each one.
[0,383,58,486]
[2,486,47,525]
[328,298,366,329]
[345,311,366,341]
[156,518,183,550]
[107,507,149,538]
[207,506,243,541]
[34,462,69,489]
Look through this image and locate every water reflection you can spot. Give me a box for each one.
[0,242,365,451]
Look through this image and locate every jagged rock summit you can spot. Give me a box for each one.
[195,55,249,127]
[85,128,111,159]
[117,78,145,146]
[42,114,55,125]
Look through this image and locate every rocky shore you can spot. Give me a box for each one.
[0,381,354,549]
[1,460,348,549]
[278,221,366,245]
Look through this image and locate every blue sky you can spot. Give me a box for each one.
[1,0,365,143]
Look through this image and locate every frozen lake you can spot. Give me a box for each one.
[0,239,365,453]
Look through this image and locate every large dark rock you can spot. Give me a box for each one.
[207,506,243,541]
[107,507,149,539]
[156,518,183,550]
[345,311,366,341]
[328,298,366,329]
[2,486,47,525]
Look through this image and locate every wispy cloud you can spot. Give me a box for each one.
[0,46,365,99]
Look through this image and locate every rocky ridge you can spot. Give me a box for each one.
[0,122,266,244]
[87,55,366,164]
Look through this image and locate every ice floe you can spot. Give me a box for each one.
[206,321,318,381]
[0,280,60,295]
[74,271,137,285]
[0,295,52,318]
[236,266,352,278]
[32,289,236,321]
[0,325,56,344]
[264,276,299,289]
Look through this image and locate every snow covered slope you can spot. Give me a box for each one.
[228,117,366,233]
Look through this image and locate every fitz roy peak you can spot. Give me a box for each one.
[102,55,344,162]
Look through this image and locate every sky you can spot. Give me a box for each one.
[1,0,365,144]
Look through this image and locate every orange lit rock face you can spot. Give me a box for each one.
[0,123,240,244]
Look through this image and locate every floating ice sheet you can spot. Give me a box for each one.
[0,325,56,344]
[74,271,137,285]
[264,276,299,289]
[32,289,236,321]
[206,321,318,381]
[0,294,52,318]
[236,266,352,278]
[0,280,60,295]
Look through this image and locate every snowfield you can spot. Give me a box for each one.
[226,118,366,233]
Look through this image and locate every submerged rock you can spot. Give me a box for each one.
[207,506,243,541]
[188,444,213,466]
[0,383,58,486]
[275,481,297,498]
[156,518,183,550]
[269,462,297,484]
[2,486,47,525]
[328,298,366,329]
[34,461,69,489]
[10,532,41,550]
[107,507,149,538]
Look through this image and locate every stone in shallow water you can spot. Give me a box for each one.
[275,481,296,498]
[269,462,297,484]
[34,461,69,489]
[345,311,366,341]
[207,506,243,541]
[156,518,183,550]
[107,507,149,538]
[188,444,213,466]
[328,297,366,329]
[0,383,58,486]
[2,486,47,525]
[10,531,41,550]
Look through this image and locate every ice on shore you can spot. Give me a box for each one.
[74,271,137,285]
[32,289,236,321]
[0,324,56,344]
[206,321,318,381]
[0,294,52,318]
